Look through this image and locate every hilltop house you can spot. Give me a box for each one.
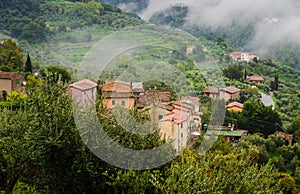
[101,80,136,110]
[69,79,97,105]
[226,101,244,112]
[203,86,240,101]
[230,52,259,62]
[0,71,25,99]
[246,75,264,84]
[203,88,220,99]
[220,86,241,101]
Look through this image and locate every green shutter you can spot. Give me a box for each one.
[16,79,21,86]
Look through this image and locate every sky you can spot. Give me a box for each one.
[134,0,300,47]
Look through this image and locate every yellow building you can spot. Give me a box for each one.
[142,103,174,129]
[101,81,135,110]
[226,102,243,112]
[159,108,190,152]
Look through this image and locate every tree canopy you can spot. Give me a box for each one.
[0,39,24,71]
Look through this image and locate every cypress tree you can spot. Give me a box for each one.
[274,74,279,90]
[25,53,32,73]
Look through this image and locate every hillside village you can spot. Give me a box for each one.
[66,69,293,151]
[0,48,295,153]
[1,0,300,192]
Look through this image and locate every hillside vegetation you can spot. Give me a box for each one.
[0,1,300,193]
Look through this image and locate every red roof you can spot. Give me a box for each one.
[172,101,194,111]
[226,102,243,109]
[160,108,189,124]
[70,79,97,91]
[203,88,219,94]
[0,71,23,79]
[246,76,264,82]
[221,86,240,94]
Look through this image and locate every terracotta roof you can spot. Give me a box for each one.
[133,88,144,93]
[137,90,170,108]
[226,102,243,109]
[0,71,23,79]
[203,88,219,94]
[221,86,240,94]
[70,79,97,91]
[105,80,130,86]
[246,75,264,82]
[172,101,194,111]
[160,108,189,124]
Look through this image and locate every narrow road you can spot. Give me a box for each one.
[260,92,275,110]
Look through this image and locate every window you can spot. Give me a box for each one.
[181,133,183,138]
[16,79,21,86]
[90,88,94,97]
[181,123,183,128]
[84,99,87,104]
[158,115,163,120]
[83,91,86,95]
[121,101,125,106]
[112,100,115,105]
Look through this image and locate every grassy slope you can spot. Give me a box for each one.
[1,0,299,125]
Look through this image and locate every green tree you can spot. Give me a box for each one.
[234,101,282,137]
[223,65,243,80]
[41,65,72,83]
[25,53,32,73]
[0,39,24,71]
[288,116,300,141]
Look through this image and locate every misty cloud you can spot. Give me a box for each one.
[137,0,300,46]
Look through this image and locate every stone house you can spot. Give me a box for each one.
[203,86,240,101]
[230,52,259,62]
[69,79,97,105]
[0,71,25,99]
[246,75,264,84]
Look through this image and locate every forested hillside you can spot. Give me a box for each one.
[0,0,143,43]
[106,1,300,70]
[1,1,300,193]
[99,0,149,12]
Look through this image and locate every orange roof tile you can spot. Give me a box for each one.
[70,79,97,91]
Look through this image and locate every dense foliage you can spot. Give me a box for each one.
[99,0,149,13]
[0,0,144,44]
[0,39,24,71]
[0,1,300,193]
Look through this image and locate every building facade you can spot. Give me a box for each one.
[101,80,135,110]
[69,79,97,105]
[0,71,25,99]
